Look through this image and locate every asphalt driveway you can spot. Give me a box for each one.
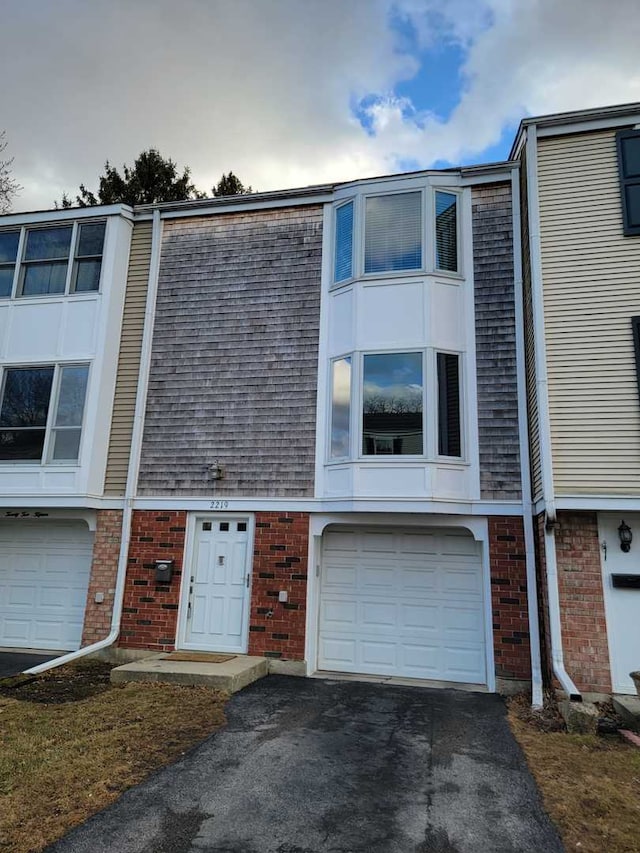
[48,676,563,853]
[0,650,57,678]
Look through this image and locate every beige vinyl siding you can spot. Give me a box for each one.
[104,221,153,494]
[520,151,542,499]
[538,130,640,495]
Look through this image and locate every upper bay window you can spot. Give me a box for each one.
[0,221,106,299]
[617,130,640,236]
[333,187,459,284]
[0,363,89,463]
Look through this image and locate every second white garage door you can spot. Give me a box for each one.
[319,528,487,685]
[0,522,93,651]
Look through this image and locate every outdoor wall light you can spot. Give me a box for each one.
[618,520,633,553]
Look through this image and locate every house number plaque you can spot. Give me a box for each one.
[209,500,230,510]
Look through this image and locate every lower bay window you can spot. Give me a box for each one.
[0,363,89,463]
[329,350,463,461]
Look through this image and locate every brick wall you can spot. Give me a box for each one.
[118,510,309,656]
[119,511,186,652]
[248,512,309,660]
[81,510,123,646]
[489,516,531,681]
[555,511,611,693]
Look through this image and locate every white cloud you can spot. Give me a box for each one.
[1,0,640,211]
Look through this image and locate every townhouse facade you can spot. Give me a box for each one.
[3,100,639,700]
[514,103,640,697]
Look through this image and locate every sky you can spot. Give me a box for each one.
[2,0,640,212]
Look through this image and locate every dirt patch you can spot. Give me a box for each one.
[509,689,565,732]
[0,661,227,853]
[509,695,640,853]
[0,659,112,704]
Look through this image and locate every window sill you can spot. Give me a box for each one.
[325,458,470,467]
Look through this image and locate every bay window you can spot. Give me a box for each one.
[332,185,461,285]
[328,350,464,461]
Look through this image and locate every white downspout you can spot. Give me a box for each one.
[525,126,581,700]
[25,209,163,676]
[511,166,544,709]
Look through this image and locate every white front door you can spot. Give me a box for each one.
[598,513,640,694]
[183,517,251,653]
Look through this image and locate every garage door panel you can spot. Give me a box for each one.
[0,522,93,651]
[319,528,487,685]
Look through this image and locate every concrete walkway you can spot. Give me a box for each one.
[48,676,563,853]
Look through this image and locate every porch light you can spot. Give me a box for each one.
[618,520,633,553]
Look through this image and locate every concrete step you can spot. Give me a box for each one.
[613,694,640,728]
[110,653,268,693]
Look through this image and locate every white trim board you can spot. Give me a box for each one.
[131,496,525,515]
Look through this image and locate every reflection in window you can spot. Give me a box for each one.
[437,353,461,457]
[334,202,353,283]
[0,231,19,298]
[21,226,73,296]
[362,352,423,455]
[435,191,457,272]
[364,192,422,274]
[330,357,351,458]
[0,363,89,462]
[50,365,89,461]
[0,367,55,460]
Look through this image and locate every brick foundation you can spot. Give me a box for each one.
[488,516,531,681]
[248,512,309,660]
[81,510,123,646]
[118,511,186,652]
[554,511,611,693]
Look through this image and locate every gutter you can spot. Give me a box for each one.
[525,125,581,701]
[24,209,163,676]
[511,167,544,709]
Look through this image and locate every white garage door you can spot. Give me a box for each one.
[319,528,487,685]
[0,522,93,651]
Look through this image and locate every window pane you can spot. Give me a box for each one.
[50,428,82,461]
[364,192,422,274]
[0,231,19,264]
[437,353,461,457]
[24,226,72,261]
[77,222,106,257]
[55,365,89,426]
[435,191,458,272]
[625,184,640,230]
[330,357,351,458]
[22,261,67,295]
[0,367,54,427]
[73,258,102,292]
[334,202,353,283]
[0,266,13,298]
[362,352,423,455]
[0,429,46,460]
[621,136,640,179]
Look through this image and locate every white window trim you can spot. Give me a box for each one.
[0,361,91,466]
[330,179,464,289]
[326,347,467,465]
[1,219,107,301]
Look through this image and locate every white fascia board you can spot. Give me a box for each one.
[0,205,133,227]
[132,495,524,515]
[555,496,640,512]
[459,164,517,186]
[0,495,124,509]
[535,113,640,139]
[157,193,334,220]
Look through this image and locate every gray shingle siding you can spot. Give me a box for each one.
[472,183,522,501]
[137,205,323,497]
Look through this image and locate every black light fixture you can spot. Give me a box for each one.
[618,520,633,553]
